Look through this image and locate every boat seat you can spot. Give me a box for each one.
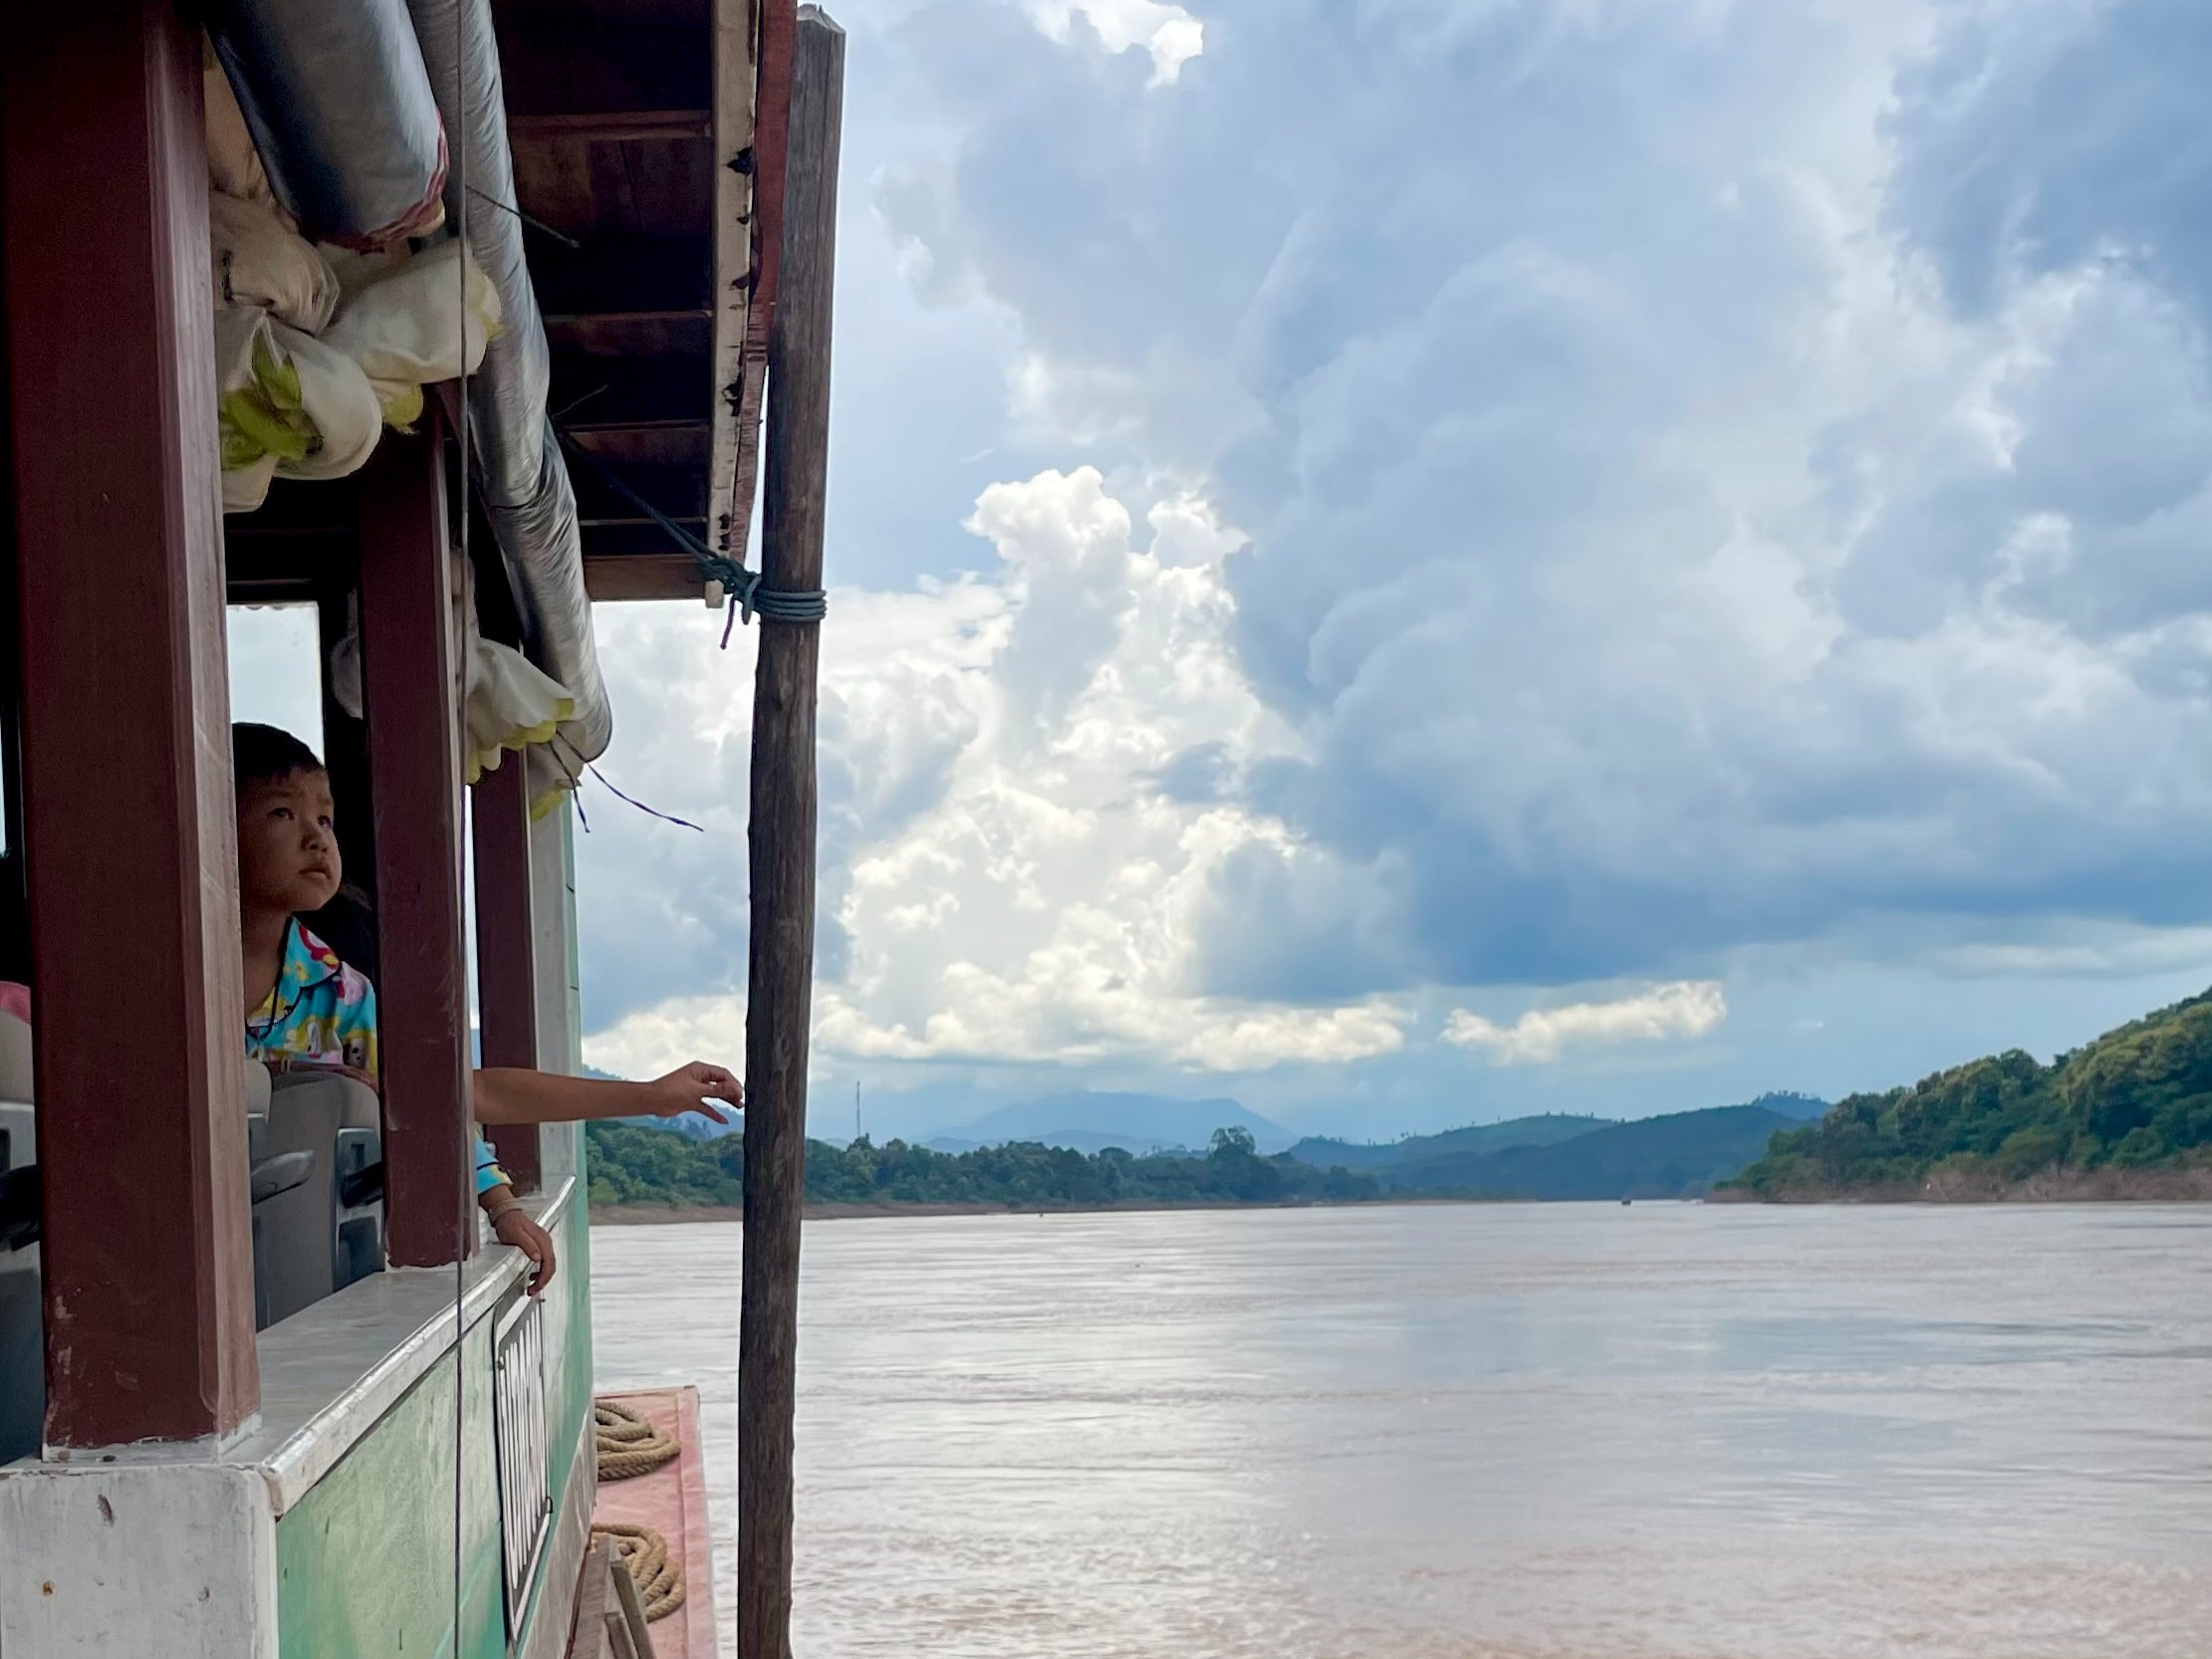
[256,1070,383,1328]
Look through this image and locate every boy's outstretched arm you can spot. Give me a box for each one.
[472,1062,742,1127]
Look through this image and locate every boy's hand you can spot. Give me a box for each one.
[644,1062,743,1124]
[491,1206,558,1297]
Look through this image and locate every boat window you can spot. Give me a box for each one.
[226,602,326,757]
[228,602,381,1331]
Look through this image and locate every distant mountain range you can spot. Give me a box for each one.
[603,1078,1832,1201]
[1288,1094,1831,1201]
[924,1091,1296,1155]
[1392,1104,1805,1200]
[1287,1113,1608,1171]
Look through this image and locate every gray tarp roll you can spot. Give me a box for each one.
[407,0,614,765]
[203,0,449,249]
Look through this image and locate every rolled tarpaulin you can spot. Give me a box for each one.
[406,0,614,766]
[202,0,448,250]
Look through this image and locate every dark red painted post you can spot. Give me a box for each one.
[1,0,261,1446]
[472,755,542,1192]
[357,422,477,1266]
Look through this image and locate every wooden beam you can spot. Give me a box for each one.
[509,110,713,142]
[543,311,712,362]
[565,421,711,471]
[356,422,475,1267]
[585,554,718,603]
[565,417,712,438]
[315,562,382,983]
[2,0,259,1447]
[542,309,713,329]
[580,517,710,535]
[738,11,843,1658]
[472,757,542,1194]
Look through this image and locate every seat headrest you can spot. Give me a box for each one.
[243,1059,271,1116]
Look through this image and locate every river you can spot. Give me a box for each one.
[590,1202,2212,1658]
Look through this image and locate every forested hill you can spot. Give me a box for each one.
[1286,1113,1606,1171]
[584,1122,1379,1212]
[1730,991,2212,1197]
[587,1097,1816,1211]
[1373,1104,1797,1200]
[1281,1097,1825,1199]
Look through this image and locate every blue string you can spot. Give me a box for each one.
[555,430,827,646]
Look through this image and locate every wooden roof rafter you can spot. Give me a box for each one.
[491,0,799,602]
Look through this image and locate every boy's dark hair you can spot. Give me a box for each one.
[232,723,326,790]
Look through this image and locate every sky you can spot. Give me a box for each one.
[234,0,2212,1142]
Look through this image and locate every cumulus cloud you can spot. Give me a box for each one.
[1024,0,1204,85]
[1444,982,1728,1066]
[869,0,2212,1009]
[496,0,2212,1118]
[582,467,1404,1080]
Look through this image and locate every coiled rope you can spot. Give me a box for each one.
[596,1398,681,1481]
[592,1522,686,1623]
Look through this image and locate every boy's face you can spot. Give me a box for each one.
[237,768,343,915]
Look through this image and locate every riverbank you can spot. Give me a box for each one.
[1712,1165,2212,1204]
[588,1195,1510,1225]
[594,1201,1002,1224]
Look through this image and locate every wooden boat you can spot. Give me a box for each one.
[0,1,841,1653]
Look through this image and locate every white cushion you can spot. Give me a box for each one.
[269,1068,378,1129]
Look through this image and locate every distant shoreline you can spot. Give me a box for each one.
[589,1196,1514,1226]
[589,1170,2212,1225]
[1710,1166,2212,1204]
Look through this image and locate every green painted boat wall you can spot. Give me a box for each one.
[274,1185,595,1659]
[274,1322,504,1658]
[543,1175,594,1516]
[509,1180,595,1641]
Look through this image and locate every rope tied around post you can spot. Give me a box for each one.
[555,429,826,645]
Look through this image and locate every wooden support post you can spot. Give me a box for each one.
[316,563,381,979]
[473,756,542,1192]
[738,9,843,1657]
[357,422,476,1267]
[1,0,260,1446]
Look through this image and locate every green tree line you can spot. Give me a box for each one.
[585,1121,1382,1211]
[1731,989,2212,1195]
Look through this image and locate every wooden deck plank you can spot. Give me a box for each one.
[592,1387,719,1659]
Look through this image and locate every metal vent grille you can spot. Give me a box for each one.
[494,1289,554,1636]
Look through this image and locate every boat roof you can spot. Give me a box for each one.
[229,0,788,610]
[501,0,787,602]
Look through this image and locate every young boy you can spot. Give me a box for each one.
[234,723,740,1294]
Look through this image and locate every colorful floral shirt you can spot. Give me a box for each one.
[245,919,506,1194]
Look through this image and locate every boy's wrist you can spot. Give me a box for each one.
[481,1186,524,1219]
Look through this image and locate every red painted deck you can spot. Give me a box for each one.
[593,1388,718,1659]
